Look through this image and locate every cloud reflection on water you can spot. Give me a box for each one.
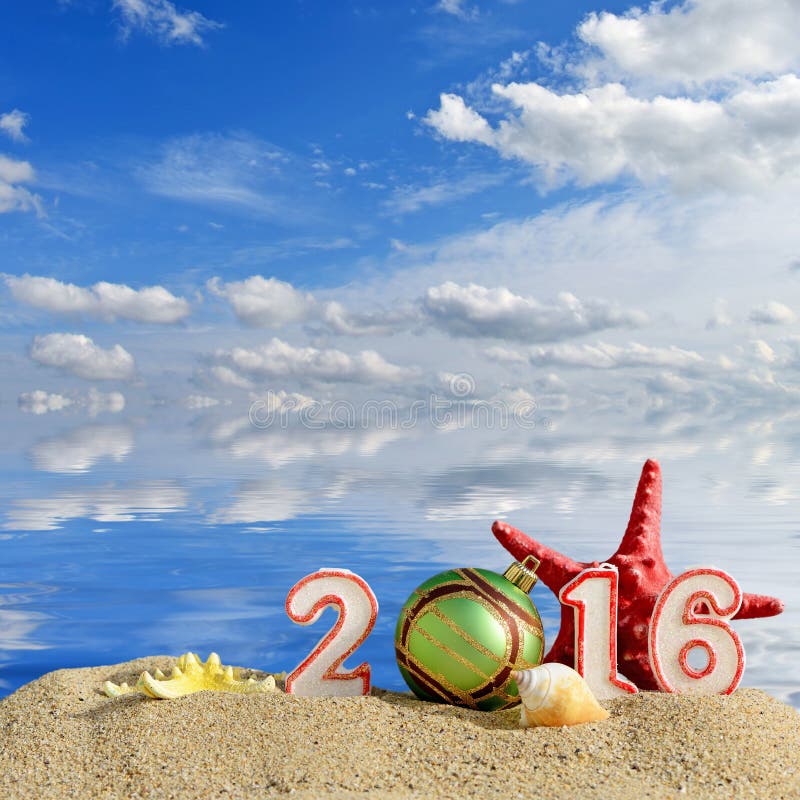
[0,402,798,706]
[5,481,188,530]
[29,424,134,474]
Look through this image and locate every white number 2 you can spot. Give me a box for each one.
[285,569,378,697]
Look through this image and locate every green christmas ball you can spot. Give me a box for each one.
[394,558,545,711]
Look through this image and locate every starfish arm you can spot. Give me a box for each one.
[614,458,664,560]
[492,520,584,594]
[735,592,784,619]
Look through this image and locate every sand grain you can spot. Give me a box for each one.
[1,656,799,799]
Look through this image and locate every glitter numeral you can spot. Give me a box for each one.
[285,569,379,697]
[559,564,638,700]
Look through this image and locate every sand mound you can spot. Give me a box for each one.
[1,655,798,799]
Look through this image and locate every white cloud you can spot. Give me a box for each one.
[706,298,733,330]
[384,173,504,215]
[749,301,796,325]
[0,109,29,142]
[426,485,532,521]
[212,338,418,385]
[30,333,136,381]
[576,0,800,88]
[426,76,800,192]
[483,345,529,364]
[0,155,33,184]
[425,93,494,145]
[217,423,407,468]
[643,371,694,394]
[434,0,478,20]
[29,424,134,473]
[0,154,42,215]
[139,133,287,214]
[463,49,533,111]
[231,236,356,265]
[424,1,800,195]
[423,281,646,341]
[112,0,222,46]
[207,365,254,390]
[5,481,186,530]
[752,339,777,363]
[0,608,50,652]
[208,274,416,336]
[529,341,705,370]
[18,390,73,415]
[207,275,315,327]
[248,389,319,417]
[5,274,190,323]
[319,301,417,337]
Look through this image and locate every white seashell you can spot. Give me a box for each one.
[514,663,609,727]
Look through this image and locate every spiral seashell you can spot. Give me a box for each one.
[514,663,609,727]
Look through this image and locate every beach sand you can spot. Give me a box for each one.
[1,655,799,799]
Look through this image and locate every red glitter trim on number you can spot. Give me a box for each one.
[679,639,717,679]
[285,569,379,696]
[559,566,637,695]
[648,567,744,695]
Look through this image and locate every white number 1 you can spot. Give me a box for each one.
[559,564,638,700]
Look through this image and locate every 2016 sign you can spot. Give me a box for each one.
[283,565,746,698]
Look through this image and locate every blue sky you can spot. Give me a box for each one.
[2,0,634,290]
[2,0,800,469]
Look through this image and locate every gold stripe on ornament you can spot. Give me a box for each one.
[394,639,476,706]
[432,589,515,702]
[408,579,477,604]
[423,598,509,661]
[397,632,522,710]
[521,620,545,640]
[452,576,521,702]
[399,655,461,705]
[410,621,495,682]
[407,587,516,696]
[398,630,498,705]
[524,618,544,639]
[395,642,463,704]
[456,569,544,636]
[419,588,516,677]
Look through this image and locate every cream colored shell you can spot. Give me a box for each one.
[514,663,609,727]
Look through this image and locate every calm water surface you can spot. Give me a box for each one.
[1,404,798,707]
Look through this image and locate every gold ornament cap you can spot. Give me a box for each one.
[502,555,540,594]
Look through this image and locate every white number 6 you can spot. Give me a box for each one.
[648,567,744,695]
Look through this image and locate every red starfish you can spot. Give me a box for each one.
[493,459,784,691]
